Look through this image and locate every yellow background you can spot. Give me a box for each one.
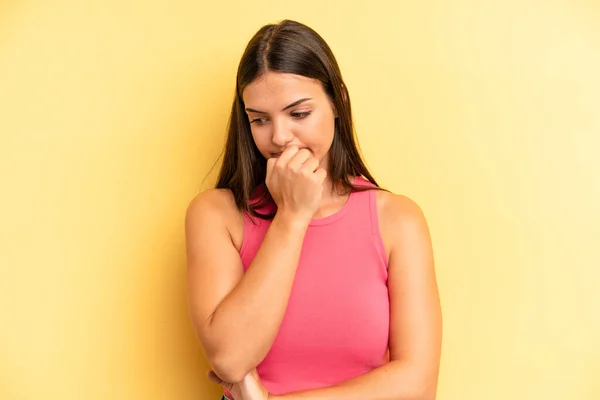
[1,1,599,399]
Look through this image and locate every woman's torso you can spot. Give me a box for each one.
[220,176,393,395]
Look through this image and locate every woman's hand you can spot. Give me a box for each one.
[266,146,327,224]
[207,369,272,400]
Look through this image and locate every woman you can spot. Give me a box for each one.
[186,19,442,400]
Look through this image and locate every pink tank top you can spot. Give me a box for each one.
[230,176,390,396]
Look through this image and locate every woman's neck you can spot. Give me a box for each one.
[313,176,353,219]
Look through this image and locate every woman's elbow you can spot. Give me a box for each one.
[209,352,253,383]
[409,375,438,400]
[392,364,438,400]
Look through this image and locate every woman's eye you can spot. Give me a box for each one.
[250,118,268,125]
[291,111,311,119]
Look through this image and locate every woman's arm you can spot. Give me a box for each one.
[186,189,309,383]
[272,193,442,400]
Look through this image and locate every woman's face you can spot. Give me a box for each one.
[242,72,337,171]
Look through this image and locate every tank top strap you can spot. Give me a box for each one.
[348,176,388,269]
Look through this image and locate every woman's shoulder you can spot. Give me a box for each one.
[375,190,424,219]
[187,187,236,211]
[376,187,428,238]
[372,188,429,263]
[185,188,243,230]
[352,176,425,222]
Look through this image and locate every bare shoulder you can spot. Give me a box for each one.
[375,190,431,258]
[185,188,244,249]
[186,188,238,221]
[376,189,428,226]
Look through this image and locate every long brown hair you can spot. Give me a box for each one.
[215,19,380,218]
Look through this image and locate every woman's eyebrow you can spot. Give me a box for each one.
[245,98,313,114]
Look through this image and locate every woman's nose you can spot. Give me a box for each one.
[271,119,294,147]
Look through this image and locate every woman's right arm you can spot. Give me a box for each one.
[185,190,309,384]
[186,147,325,383]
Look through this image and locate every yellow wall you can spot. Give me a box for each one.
[1,1,598,399]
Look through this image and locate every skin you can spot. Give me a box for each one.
[187,72,442,400]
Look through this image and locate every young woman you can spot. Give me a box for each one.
[186,19,442,400]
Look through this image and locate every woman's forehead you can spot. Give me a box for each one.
[243,72,325,106]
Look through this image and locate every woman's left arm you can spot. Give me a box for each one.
[273,194,443,400]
